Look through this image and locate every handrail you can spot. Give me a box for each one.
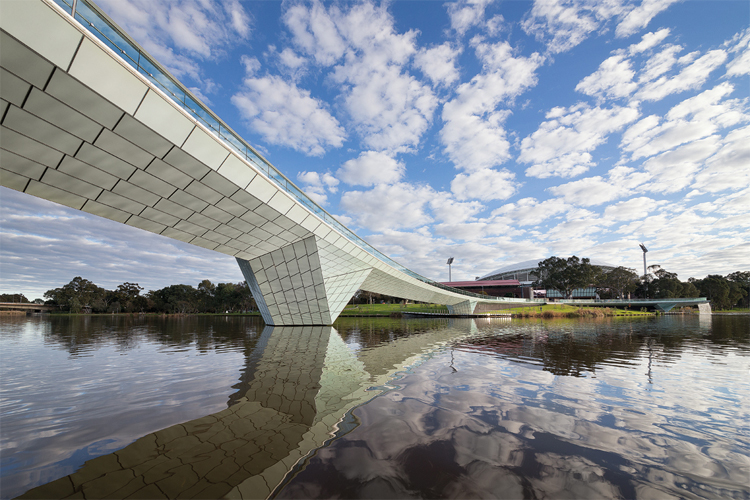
[50,0,508,302]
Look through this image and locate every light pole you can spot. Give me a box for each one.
[447,257,454,282]
[639,243,648,298]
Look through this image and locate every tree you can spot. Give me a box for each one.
[597,266,638,299]
[111,282,144,313]
[649,267,699,299]
[44,277,108,313]
[692,275,734,310]
[726,271,750,308]
[147,284,199,314]
[535,256,599,299]
[0,293,29,303]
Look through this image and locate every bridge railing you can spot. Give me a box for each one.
[48,0,515,303]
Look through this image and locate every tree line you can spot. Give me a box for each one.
[22,277,258,314]
[534,256,749,310]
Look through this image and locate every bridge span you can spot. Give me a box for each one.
[0,0,550,325]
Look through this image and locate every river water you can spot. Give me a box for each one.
[1,314,748,499]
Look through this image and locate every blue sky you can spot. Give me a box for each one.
[1,0,749,299]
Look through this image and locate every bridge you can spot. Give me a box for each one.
[0,0,711,325]
[557,298,711,314]
[0,302,56,313]
[0,0,552,326]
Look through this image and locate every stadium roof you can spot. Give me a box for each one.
[479,258,619,280]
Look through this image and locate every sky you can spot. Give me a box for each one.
[1,0,749,300]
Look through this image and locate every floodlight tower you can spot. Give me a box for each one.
[447,257,454,282]
[639,243,648,298]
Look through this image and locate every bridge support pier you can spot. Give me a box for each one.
[237,235,371,325]
[447,300,478,315]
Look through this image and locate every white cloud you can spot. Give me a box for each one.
[521,0,626,54]
[296,171,340,205]
[692,125,750,193]
[429,198,485,225]
[548,175,629,206]
[521,103,639,178]
[635,49,727,102]
[98,0,251,85]
[628,28,670,54]
[450,168,517,201]
[491,197,571,226]
[441,41,544,171]
[447,0,493,36]
[621,82,746,161]
[336,64,437,152]
[231,75,345,156]
[336,151,405,186]
[339,183,436,231]
[576,54,637,100]
[285,1,436,153]
[414,43,462,87]
[283,1,346,66]
[603,196,665,221]
[725,28,750,77]
[615,0,681,38]
[639,136,721,193]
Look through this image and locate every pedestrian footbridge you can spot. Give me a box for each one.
[0,0,544,325]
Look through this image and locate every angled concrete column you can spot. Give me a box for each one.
[447,299,478,315]
[237,235,372,325]
[698,302,712,315]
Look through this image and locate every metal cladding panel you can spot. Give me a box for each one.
[185,181,222,205]
[25,180,86,210]
[267,191,295,215]
[75,144,135,180]
[0,149,47,181]
[163,147,211,180]
[68,38,148,115]
[113,114,172,158]
[40,168,102,199]
[46,69,124,129]
[140,207,179,226]
[58,156,118,191]
[112,180,160,207]
[201,206,234,225]
[145,159,192,190]
[246,175,278,204]
[94,129,153,169]
[181,127,229,171]
[23,88,103,143]
[169,189,208,213]
[81,199,131,224]
[217,155,256,190]
[134,90,195,147]
[129,170,177,199]
[3,105,82,156]
[96,190,145,214]
[0,31,54,89]
[0,68,31,106]
[0,169,30,191]
[0,0,82,70]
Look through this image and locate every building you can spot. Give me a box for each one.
[475,258,618,299]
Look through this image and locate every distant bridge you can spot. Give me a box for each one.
[0,0,549,325]
[557,298,711,314]
[0,302,56,313]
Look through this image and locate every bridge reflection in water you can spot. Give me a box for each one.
[19,320,484,499]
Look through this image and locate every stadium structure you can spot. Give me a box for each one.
[444,258,618,299]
